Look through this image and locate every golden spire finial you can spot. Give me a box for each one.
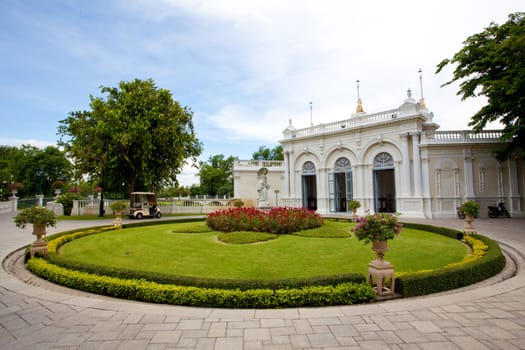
[356,80,364,113]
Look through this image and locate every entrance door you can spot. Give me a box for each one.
[301,161,317,210]
[329,171,353,212]
[373,152,396,213]
[302,175,317,210]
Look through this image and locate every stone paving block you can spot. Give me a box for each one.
[244,340,263,350]
[272,335,291,345]
[55,332,92,346]
[290,334,310,348]
[150,330,182,343]
[308,317,342,326]
[270,326,296,336]
[141,313,166,324]
[307,332,339,347]
[329,324,359,337]
[261,318,287,328]
[226,327,244,337]
[88,330,122,341]
[356,340,390,349]
[208,321,227,337]
[229,320,260,329]
[338,315,366,324]
[123,313,144,324]
[311,325,330,333]
[177,319,204,330]
[410,320,443,333]
[358,331,382,341]
[142,323,178,331]
[395,329,431,343]
[90,319,124,332]
[485,339,522,350]
[418,341,461,350]
[478,325,516,339]
[214,336,243,350]
[245,327,271,341]
[487,318,524,330]
[194,337,215,350]
[116,340,151,350]
[177,336,197,348]
[118,324,144,340]
[354,323,380,332]
[450,335,491,350]
[78,340,121,350]
[292,319,313,334]
[378,330,403,344]
[369,315,397,330]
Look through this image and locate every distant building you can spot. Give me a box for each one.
[233,90,523,218]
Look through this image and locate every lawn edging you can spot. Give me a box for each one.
[395,223,505,296]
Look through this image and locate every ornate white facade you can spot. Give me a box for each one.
[233,92,524,218]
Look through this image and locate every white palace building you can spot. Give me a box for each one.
[233,90,524,219]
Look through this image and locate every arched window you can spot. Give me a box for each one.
[302,161,316,174]
[374,152,394,168]
[334,157,351,172]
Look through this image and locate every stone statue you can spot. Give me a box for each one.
[257,168,270,204]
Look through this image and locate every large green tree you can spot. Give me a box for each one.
[436,12,525,160]
[198,154,237,196]
[58,79,202,194]
[252,145,284,160]
[0,145,71,198]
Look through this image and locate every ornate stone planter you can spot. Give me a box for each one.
[30,223,48,258]
[463,214,477,234]
[368,240,395,296]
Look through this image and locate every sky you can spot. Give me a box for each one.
[0,0,520,186]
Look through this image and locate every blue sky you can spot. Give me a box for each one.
[0,0,520,185]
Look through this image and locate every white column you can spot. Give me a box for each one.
[400,133,411,196]
[411,132,422,197]
[284,152,290,197]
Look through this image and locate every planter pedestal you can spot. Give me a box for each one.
[368,241,395,296]
[113,211,122,228]
[30,224,48,258]
[463,215,477,234]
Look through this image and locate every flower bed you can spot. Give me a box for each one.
[206,207,323,234]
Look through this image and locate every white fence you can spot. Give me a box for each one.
[71,197,237,216]
[0,197,17,214]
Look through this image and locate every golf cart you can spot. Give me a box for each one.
[128,192,162,219]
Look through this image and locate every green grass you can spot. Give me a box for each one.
[58,221,468,279]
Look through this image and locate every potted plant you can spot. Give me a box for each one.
[347,199,361,222]
[458,200,480,233]
[51,180,64,197]
[14,206,57,257]
[110,201,128,228]
[352,211,402,260]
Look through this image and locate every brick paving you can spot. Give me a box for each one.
[1,213,524,349]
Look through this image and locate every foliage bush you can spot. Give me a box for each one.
[352,212,402,244]
[395,230,505,297]
[56,192,77,216]
[458,200,481,217]
[206,207,323,234]
[27,258,374,308]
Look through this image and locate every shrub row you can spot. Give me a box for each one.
[206,207,323,234]
[395,232,505,297]
[27,258,376,308]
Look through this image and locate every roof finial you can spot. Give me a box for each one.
[418,68,426,108]
[356,80,364,113]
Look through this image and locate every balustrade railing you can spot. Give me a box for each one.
[290,109,400,138]
[71,197,236,216]
[427,130,503,143]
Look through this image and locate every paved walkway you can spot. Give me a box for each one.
[1,213,524,350]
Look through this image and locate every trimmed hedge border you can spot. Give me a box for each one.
[396,223,505,297]
[24,218,506,307]
[26,258,375,308]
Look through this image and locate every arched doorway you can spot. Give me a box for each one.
[329,157,353,212]
[301,161,317,210]
[373,152,396,213]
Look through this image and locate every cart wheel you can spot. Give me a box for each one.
[156,212,162,218]
[136,213,143,219]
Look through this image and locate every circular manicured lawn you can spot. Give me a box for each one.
[58,220,468,279]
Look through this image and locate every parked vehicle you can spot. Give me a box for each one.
[488,201,511,218]
[128,192,161,219]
